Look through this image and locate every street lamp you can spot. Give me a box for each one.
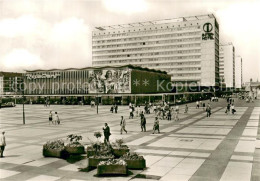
[20,76,25,124]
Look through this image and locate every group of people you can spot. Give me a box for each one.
[110,104,118,113]
[196,100,206,110]
[48,111,60,125]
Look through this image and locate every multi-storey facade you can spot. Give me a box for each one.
[0,72,23,95]
[219,43,235,88]
[92,14,220,87]
[24,65,171,95]
[235,56,243,89]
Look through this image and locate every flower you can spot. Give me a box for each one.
[121,152,144,160]
[94,131,102,139]
[98,159,127,166]
[43,139,65,150]
[66,134,83,147]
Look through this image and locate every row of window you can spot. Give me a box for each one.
[93,49,201,60]
[93,25,201,39]
[93,38,201,49]
[93,32,200,45]
[93,43,201,55]
[93,56,201,65]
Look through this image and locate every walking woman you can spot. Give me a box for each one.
[54,112,60,125]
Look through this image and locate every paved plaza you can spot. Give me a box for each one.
[0,98,260,181]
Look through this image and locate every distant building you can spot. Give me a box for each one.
[235,56,243,89]
[219,43,235,88]
[24,65,171,95]
[92,14,220,88]
[0,72,23,96]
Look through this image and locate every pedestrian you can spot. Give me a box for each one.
[167,110,172,120]
[110,106,114,113]
[54,112,60,125]
[136,106,140,117]
[0,131,6,158]
[202,103,206,110]
[115,104,118,113]
[153,117,160,134]
[184,104,188,113]
[206,104,211,117]
[129,108,133,119]
[225,104,230,114]
[174,105,179,121]
[49,111,53,125]
[196,101,199,109]
[103,123,111,145]
[120,116,127,134]
[231,104,236,114]
[140,115,146,132]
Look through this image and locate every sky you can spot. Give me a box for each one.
[0,0,259,82]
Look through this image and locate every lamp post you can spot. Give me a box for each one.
[21,76,25,124]
[96,92,99,114]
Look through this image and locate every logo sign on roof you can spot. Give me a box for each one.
[26,74,60,80]
[202,23,214,40]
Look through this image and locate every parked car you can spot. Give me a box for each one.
[1,102,16,108]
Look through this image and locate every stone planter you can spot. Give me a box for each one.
[65,145,85,154]
[97,165,127,175]
[112,148,130,158]
[86,149,96,157]
[125,159,146,169]
[43,148,63,158]
[88,157,112,167]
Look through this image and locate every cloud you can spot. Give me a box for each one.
[51,17,89,43]
[1,49,44,71]
[102,0,148,15]
[0,15,46,38]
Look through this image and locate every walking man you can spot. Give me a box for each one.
[226,104,230,114]
[206,104,211,117]
[0,131,6,158]
[103,123,111,145]
[120,116,127,134]
[115,104,118,114]
[184,105,188,113]
[141,115,146,132]
[49,111,53,125]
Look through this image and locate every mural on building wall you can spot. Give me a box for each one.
[88,69,131,93]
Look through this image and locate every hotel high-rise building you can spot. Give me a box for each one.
[219,43,235,88]
[235,56,243,89]
[92,14,220,87]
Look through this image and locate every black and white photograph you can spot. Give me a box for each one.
[0,0,260,180]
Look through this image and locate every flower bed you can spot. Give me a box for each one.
[88,154,114,167]
[111,139,129,158]
[43,148,63,158]
[65,143,85,154]
[65,134,85,154]
[112,147,130,158]
[86,146,96,157]
[43,139,65,158]
[121,153,146,169]
[97,159,127,175]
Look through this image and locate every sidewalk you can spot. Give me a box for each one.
[0,99,259,180]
